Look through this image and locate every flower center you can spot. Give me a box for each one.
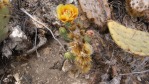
[64,10,72,17]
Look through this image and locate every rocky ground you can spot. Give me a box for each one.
[0,0,149,84]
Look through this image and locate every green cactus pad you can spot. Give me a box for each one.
[108,20,149,56]
[0,3,10,42]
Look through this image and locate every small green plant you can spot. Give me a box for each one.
[0,0,10,42]
[64,52,75,60]
[59,27,70,41]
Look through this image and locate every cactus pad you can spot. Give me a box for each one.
[108,20,149,56]
[0,0,10,42]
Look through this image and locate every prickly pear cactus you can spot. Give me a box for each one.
[126,0,149,22]
[0,0,10,42]
[79,0,111,32]
[108,20,149,56]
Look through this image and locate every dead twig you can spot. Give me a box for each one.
[119,70,149,76]
[20,8,66,51]
[25,35,47,55]
[34,28,40,57]
[106,50,115,73]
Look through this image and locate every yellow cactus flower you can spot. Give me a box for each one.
[56,4,78,22]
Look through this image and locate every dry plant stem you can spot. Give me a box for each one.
[26,35,47,55]
[119,70,149,76]
[20,8,66,51]
[96,33,106,47]
[34,28,40,57]
[106,50,115,73]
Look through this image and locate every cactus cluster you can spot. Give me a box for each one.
[57,4,93,73]
[70,41,93,73]
[108,20,149,56]
[59,22,93,73]
[0,0,10,42]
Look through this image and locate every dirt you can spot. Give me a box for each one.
[0,0,149,84]
[11,39,89,84]
[1,0,92,83]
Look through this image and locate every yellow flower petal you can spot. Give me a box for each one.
[56,4,64,19]
[60,15,68,22]
[56,4,78,22]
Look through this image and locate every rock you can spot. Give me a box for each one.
[68,69,80,78]
[66,0,74,4]
[9,25,30,51]
[20,74,32,84]
[0,69,4,75]
[3,74,15,84]
[137,76,142,81]
[110,76,121,84]
[85,74,90,79]
[14,73,21,84]
[79,0,111,32]
[62,60,73,72]
[99,82,109,84]
[2,45,12,58]
[62,60,80,78]
[101,74,109,81]
[2,25,31,58]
